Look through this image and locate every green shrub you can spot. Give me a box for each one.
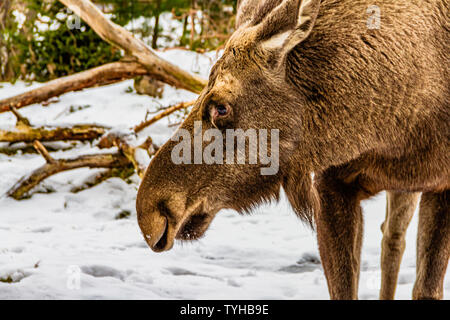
[3,0,122,82]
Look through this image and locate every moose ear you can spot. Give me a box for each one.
[256,0,321,56]
[236,0,260,28]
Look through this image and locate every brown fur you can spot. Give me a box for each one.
[137,0,449,299]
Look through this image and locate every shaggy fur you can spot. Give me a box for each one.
[137,0,449,299]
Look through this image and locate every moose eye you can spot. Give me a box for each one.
[216,104,228,116]
[207,102,233,129]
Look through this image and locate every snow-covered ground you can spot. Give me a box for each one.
[0,50,448,300]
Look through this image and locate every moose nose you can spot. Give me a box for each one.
[136,188,170,252]
[136,164,188,252]
[138,210,169,252]
[136,190,184,252]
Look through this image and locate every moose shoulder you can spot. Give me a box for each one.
[136,0,449,300]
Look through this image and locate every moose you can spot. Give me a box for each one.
[136,0,449,299]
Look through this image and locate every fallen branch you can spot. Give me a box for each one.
[70,166,134,193]
[33,140,54,164]
[0,141,78,156]
[98,132,156,178]
[7,151,130,200]
[134,100,195,133]
[0,61,147,113]
[0,124,107,143]
[59,0,207,93]
[10,107,31,126]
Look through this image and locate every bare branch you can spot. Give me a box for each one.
[10,107,31,126]
[33,140,55,164]
[134,100,195,133]
[98,132,156,178]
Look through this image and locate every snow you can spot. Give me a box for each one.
[0,49,449,300]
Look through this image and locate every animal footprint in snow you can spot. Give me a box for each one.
[80,265,125,281]
[166,267,196,276]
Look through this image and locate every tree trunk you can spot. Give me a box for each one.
[151,0,161,49]
[0,61,148,113]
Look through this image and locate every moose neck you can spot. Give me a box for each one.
[281,0,447,176]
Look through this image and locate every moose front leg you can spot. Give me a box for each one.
[413,190,449,300]
[379,191,420,300]
[315,170,367,300]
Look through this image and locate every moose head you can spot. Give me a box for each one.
[136,0,321,252]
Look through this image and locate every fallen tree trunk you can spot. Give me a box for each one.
[0,61,148,113]
[59,0,207,93]
[7,145,130,200]
[0,124,107,143]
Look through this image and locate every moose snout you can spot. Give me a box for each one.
[136,186,188,252]
[138,210,170,252]
[136,195,178,253]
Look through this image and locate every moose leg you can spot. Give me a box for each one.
[412,190,449,300]
[315,170,369,300]
[379,191,420,300]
